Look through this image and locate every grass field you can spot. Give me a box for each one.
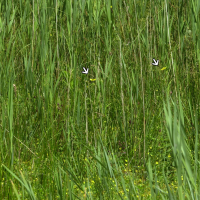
[0,0,200,199]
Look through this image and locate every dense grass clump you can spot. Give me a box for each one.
[1,0,200,199]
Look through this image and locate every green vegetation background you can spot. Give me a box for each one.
[0,0,200,199]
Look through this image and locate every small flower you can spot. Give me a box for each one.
[156,162,159,165]
[161,67,167,70]
[168,154,171,158]
[90,79,96,81]
[13,84,17,94]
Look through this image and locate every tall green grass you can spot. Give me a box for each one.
[0,0,200,199]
